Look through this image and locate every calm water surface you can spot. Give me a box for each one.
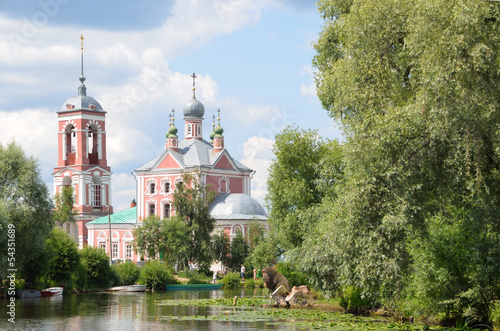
[1,288,276,331]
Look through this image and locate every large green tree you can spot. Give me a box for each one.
[211,229,231,270]
[173,172,217,270]
[306,0,500,322]
[133,215,190,263]
[45,227,80,287]
[266,125,343,251]
[0,142,53,284]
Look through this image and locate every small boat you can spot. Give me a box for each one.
[15,290,41,298]
[107,286,129,291]
[165,283,223,290]
[40,287,64,297]
[125,285,146,292]
[108,285,147,292]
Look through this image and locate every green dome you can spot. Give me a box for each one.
[209,130,216,141]
[214,125,224,135]
[166,125,178,138]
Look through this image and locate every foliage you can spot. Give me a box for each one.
[0,142,53,284]
[339,286,374,313]
[405,208,500,322]
[211,228,231,269]
[300,0,500,323]
[113,261,140,285]
[221,272,241,289]
[45,228,80,287]
[173,172,217,268]
[187,272,208,284]
[53,186,76,226]
[247,222,266,254]
[139,260,177,290]
[266,126,343,251]
[490,301,500,323]
[79,246,113,289]
[243,279,255,288]
[228,231,248,272]
[162,215,190,264]
[246,233,280,270]
[275,262,309,288]
[133,215,190,263]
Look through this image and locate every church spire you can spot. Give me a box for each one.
[213,109,225,152]
[166,109,179,150]
[78,35,87,97]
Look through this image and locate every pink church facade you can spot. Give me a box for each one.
[55,66,267,265]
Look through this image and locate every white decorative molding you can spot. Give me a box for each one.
[145,178,158,196]
[218,176,230,193]
[86,119,102,131]
[160,177,172,195]
[64,120,77,130]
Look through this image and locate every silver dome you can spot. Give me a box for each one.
[209,193,267,220]
[58,95,105,113]
[183,96,205,118]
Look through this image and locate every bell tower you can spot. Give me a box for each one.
[53,36,113,248]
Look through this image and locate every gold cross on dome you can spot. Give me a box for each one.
[80,35,85,51]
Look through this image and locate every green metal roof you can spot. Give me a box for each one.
[87,207,137,225]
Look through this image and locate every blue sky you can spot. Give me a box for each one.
[0,0,341,211]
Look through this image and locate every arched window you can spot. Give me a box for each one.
[149,204,156,216]
[65,124,76,165]
[164,204,171,218]
[92,175,102,208]
[164,182,170,193]
[87,124,99,164]
[150,182,155,194]
[112,243,118,258]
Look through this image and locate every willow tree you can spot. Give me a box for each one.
[307,0,500,320]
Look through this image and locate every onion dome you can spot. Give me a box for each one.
[214,125,224,137]
[183,72,204,118]
[183,96,205,118]
[167,125,178,138]
[209,130,216,142]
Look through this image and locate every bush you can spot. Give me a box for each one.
[45,228,80,288]
[139,260,177,290]
[79,246,113,290]
[244,279,256,288]
[255,279,265,288]
[275,262,309,287]
[113,261,140,285]
[187,272,208,284]
[221,272,241,289]
[339,286,373,313]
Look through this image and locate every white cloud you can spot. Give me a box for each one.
[0,108,56,171]
[239,136,274,205]
[111,172,137,212]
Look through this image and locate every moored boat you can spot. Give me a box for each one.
[107,286,129,291]
[165,283,223,290]
[125,285,146,292]
[40,287,64,297]
[15,290,41,298]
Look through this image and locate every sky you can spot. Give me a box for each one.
[0,0,342,212]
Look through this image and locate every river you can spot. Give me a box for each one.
[1,288,437,330]
[1,288,280,331]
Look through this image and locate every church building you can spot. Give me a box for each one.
[54,43,267,264]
